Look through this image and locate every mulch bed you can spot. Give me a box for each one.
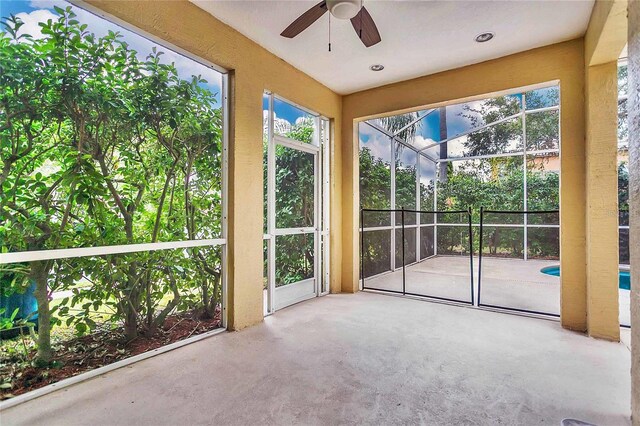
[0,311,221,400]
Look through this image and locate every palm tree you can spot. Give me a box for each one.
[379,112,421,142]
[379,112,422,163]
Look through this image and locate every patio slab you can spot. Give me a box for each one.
[0,292,631,425]
[365,255,630,324]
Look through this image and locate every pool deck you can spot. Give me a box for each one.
[364,255,631,325]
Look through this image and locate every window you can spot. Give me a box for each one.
[359,84,560,279]
[0,0,227,391]
[617,59,629,266]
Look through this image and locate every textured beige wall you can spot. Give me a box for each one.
[628,0,639,422]
[84,0,343,330]
[582,0,629,341]
[585,0,629,66]
[584,62,621,341]
[342,39,588,331]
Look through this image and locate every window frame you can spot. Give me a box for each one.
[359,83,561,282]
[0,0,230,328]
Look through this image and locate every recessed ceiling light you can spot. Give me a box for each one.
[475,32,494,43]
[370,64,384,71]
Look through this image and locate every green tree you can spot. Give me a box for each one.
[618,161,629,210]
[273,122,315,285]
[462,95,522,156]
[1,7,223,362]
[379,112,420,142]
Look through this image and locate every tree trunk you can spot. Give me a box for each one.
[31,260,52,365]
[148,268,180,333]
[123,263,140,341]
[124,297,138,341]
[201,279,211,319]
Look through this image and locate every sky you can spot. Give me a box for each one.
[411,109,441,149]
[359,122,392,163]
[359,121,436,182]
[262,95,317,130]
[358,91,557,163]
[360,101,493,162]
[0,0,223,103]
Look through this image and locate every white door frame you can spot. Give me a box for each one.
[264,92,330,314]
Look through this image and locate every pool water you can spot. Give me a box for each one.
[541,266,630,290]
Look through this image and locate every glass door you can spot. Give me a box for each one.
[264,93,329,313]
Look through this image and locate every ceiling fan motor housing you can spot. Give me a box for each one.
[326,0,361,19]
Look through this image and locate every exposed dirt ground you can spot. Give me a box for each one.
[0,311,221,400]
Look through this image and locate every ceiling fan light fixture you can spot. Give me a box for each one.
[326,0,361,20]
[369,64,384,71]
[475,32,495,43]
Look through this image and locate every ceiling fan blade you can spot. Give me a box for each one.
[351,6,381,47]
[281,1,328,38]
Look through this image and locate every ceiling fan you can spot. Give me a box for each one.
[280,0,381,48]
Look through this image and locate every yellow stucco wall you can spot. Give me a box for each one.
[628,0,639,420]
[582,0,628,340]
[584,62,621,341]
[341,39,588,331]
[585,0,628,67]
[84,0,343,330]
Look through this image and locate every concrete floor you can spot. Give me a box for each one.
[366,256,559,312]
[1,292,631,425]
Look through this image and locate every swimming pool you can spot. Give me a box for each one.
[541,266,631,290]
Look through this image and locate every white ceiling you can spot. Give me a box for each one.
[191,0,595,95]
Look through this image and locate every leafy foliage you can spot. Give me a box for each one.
[1,7,223,362]
[263,116,317,287]
[274,120,315,286]
[378,112,421,142]
[360,90,561,275]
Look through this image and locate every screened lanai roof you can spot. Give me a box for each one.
[363,86,560,162]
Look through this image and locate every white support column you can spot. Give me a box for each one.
[434,159,439,256]
[416,154,421,262]
[322,119,331,294]
[522,93,528,261]
[390,136,396,271]
[314,115,321,296]
[267,93,276,315]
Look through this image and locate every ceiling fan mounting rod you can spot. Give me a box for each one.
[359,0,363,38]
[328,13,331,52]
